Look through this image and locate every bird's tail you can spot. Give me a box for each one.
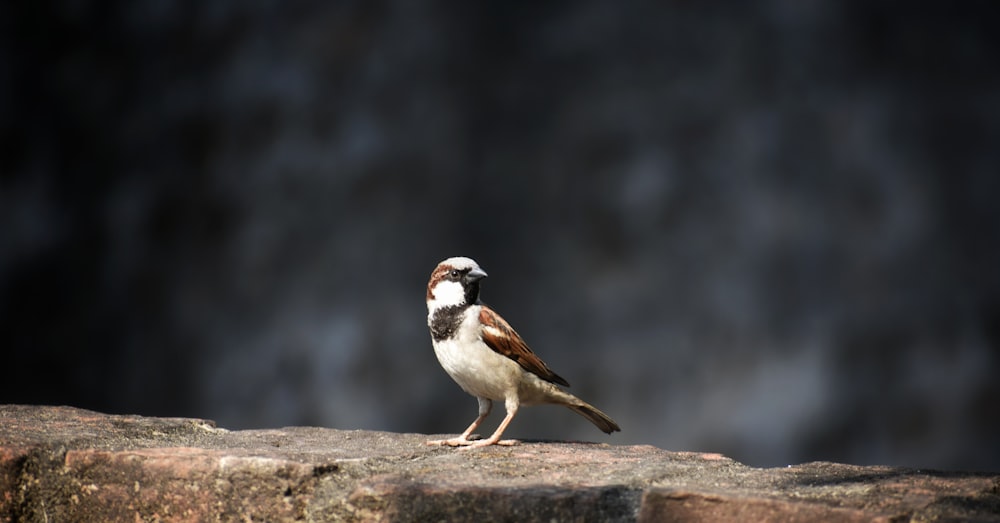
[568,402,621,435]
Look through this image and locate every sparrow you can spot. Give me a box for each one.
[425,256,620,448]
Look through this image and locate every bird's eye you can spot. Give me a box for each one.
[450,269,460,278]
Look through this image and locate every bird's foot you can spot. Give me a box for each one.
[425,435,480,447]
[461,438,520,449]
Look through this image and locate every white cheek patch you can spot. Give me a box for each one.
[429,280,466,309]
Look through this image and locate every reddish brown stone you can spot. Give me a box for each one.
[2,405,998,522]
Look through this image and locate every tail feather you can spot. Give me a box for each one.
[568,403,621,435]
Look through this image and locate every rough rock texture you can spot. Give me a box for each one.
[2,406,998,522]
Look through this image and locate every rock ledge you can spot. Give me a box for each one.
[2,405,997,521]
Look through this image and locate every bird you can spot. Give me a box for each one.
[425,256,620,448]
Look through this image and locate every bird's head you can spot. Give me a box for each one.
[426,256,488,310]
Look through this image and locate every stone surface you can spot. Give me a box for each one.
[1,405,998,522]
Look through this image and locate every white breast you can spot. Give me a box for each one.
[431,305,523,401]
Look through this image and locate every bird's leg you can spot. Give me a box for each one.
[426,398,492,446]
[454,397,492,442]
[465,399,520,448]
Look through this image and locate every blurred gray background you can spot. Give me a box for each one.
[3,2,999,472]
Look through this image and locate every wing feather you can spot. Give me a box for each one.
[478,306,570,387]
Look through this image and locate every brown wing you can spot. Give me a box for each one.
[478,306,570,387]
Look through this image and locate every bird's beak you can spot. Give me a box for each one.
[466,267,488,282]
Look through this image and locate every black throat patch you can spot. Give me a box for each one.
[464,281,481,307]
[429,305,466,342]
